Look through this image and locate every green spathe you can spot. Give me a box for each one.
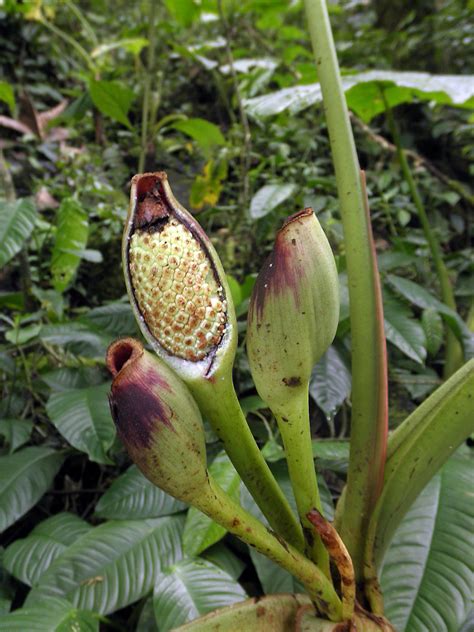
[247,208,339,413]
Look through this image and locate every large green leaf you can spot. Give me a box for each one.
[3,512,92,587]
[201,542,246,581]
[0,447,64,533]
[50,198,89,292]
[244,70,474,121]
[0,596,98,631]
[0,80,15,112]
[380,453,473,632]
[310,346,351,419]
[79,302,139,337]
[0,198,36,267]
[40,322,113,359]
[88,79,134,129]
[46,384,115,464]
[0,418,33,453]
[386,275,474,358]
[95,464,186,519]
[183,452,240,557]
[383,291,427,364]
[27,516,184,614]
[153,559,247,631]
[172,118,225,156]
[249,183,297,219]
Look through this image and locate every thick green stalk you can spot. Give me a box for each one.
[198,475,343,621]
[364,359,474,612]
[304,0,388,579]
[138,0,158,173]
[382,93,462,378]
[274,390,330,577]
[192,377,305,553]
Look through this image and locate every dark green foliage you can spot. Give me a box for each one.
[0,1,472,630]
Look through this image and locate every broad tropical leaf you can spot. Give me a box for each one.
[46,384,115,464]
[50,198,88,292]
[310,346,351,419]
[0,596,98,631]
[3,513,92,587]
[244,70,474,121]
[172,118,225,157]
[0,198,36,267]
[421,308,444,357]
[0,447,64,533]
[183,452,240,557]
[249,183,297,219]
[201,542,245,581]
[95,465,186,519]
[27,516,184,614]
[386,274,474,358]
[40,322,113,359]
[153,559,247,631]
[381,453,473,632]
[0,418,33,453]
[80,302,139,337]
[88,79,134,129]
[383,291,427,364]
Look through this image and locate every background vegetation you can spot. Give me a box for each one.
[0,1,472,630]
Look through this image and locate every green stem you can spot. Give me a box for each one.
[40,18,96,73]
[64,0,98,46]
[274,390,330,577]
[382,91,462,378]
[198,475,343,621]
[364,359,474,612]
[192,377,305,553]
[138,0,158,173]
[303,0,388,579]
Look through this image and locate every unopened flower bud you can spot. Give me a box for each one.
[247,208,339,411]
[123,172,236,383]
[106,337,208,503]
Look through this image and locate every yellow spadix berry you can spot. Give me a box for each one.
[123,172,236,380]
[129,219,227,362]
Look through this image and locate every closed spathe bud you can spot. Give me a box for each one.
[247,208,339,412]
[106,337,208,503]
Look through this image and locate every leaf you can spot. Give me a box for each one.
[28,516,184,614]
[172,118,225,156]
[0,596,99,631]
[0,418,33,453]
[3,513,92,587]
[201,542,246,581]
[383,291,427,364]
[421,308,444,357]
[50,198,89,292]
[386,274,474,358]
[79,302,139,336]
[0,447,65,533]
[88,79,134,129]
[41,366,105,392]
[0,80,15,113]
[312,440,350,474]
[46,384,115,464]
[91,37,149,58]
[153,559,247,631]
[5,322,42,345]
[249,183,297,219]
[380,453,473,632]
[183,452,240,557]
[0,198,37,268]
[95,464,186,519]
[165,0,200,26]
[244,70,474,120]
[310,346,351,419]
[40,322,113,359]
